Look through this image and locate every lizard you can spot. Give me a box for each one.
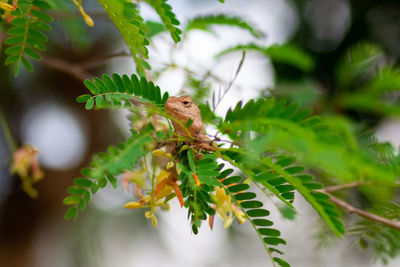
[164,95,216,152]
[153,96,215,205]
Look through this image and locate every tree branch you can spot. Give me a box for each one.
[324,192,400,230]
[40,53,91,81]
[40,51,131,81]
[81,51,130,69]
[322,181,370,193]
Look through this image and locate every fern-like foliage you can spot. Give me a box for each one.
[144,0,181,43]
[185,14,264,39]
[176,148,291,266]
[97,0,150,76]
[4,0,53,76]
[216,43,315,72]
[64,132,153,220]
[177,150,219,233]
[218,98,399,183]
[76,73,169,110]
[351,203,400,263]
[335,43,400,118]
[222,150,345,237]
[216,164,290,267]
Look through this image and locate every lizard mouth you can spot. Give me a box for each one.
[171,107,190,119]
[173,107,188,114]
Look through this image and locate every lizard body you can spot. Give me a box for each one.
[164,96,215,152]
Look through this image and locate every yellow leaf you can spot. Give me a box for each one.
[0,2,13,11]
[156,170,170,183]
[124,201,143,209]
[152,149,172,158]
[155,185,173,199]
[151,215,158,228]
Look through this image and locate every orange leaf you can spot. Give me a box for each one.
[193,173,201,186]
[154,178,169,197]
[171,182,184,207]
[209,214,215,230]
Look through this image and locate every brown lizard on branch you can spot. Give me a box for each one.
[164,95,216,152]
[153,96,215,205]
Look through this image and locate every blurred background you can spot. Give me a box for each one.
[1,0,400,266]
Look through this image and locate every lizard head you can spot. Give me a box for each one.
[164,96,201,120]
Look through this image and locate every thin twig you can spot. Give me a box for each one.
[322,181,371,193]
[0,108,17,154]
[212,49,246,111]
[324,192,400,230]
[322,181,399,193]
[81,51,130,69]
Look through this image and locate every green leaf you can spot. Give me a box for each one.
[241,200,263,208]
[25,47,41,60]
[30,9,53,23]
[140,77,149,98]
[247,209,270,217]
[63,195,80,205]
[144,20,166,38]
[97,0,150,75]
[5,46,22,55]
[131,74,141,95]
[112,73,126,92]
[93,77,108,93]
[102,74,117,92]
[98,177,107,188]
[228,183,249,193]
[65,206,78,220]
[7,26,26,36]
[26,37,46,51]
[76,94,91,103]
[5,54,19,65]
[217,43,315,72]
[263,237,286,245]
[73,178,93,187]
[28,28,47,42]
[144,0,181,43]
[21,57,33,72]
[5,36,24,45]
[274,257,291,267]
[33,0,52,10]
[11,18,27,26]
[234,192,257,200]
[85,98,95,110]
[68,186,86,195]
[186,14,264,39]
[187,150,195,171]
[161,92,169,105]
[252,219,273,226]
[259,228,281,236]
[84,80,100,94]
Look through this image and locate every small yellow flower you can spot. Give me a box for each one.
[72,0,94,27]
[145,211,158,228]
[211,186,247,228]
